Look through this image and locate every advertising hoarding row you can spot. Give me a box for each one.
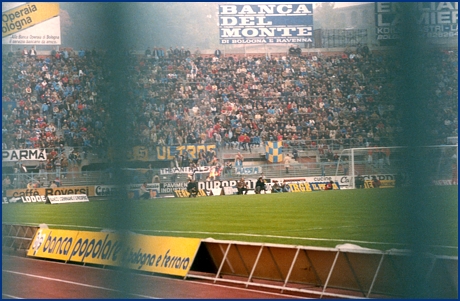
[28,229,201,277]
[3,175,399,201]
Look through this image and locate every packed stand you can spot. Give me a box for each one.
[121,46,458,165]
[2,46,458,171]
[2,46,110,172]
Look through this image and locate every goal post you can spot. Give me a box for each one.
[335,145,458,189]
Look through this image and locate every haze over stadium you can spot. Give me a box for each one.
[2,2,458,299]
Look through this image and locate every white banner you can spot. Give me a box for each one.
[222,186,237,195]
[2,148,47,161]
[235,166,262,175]
[20,195,47,203]
[198,178,259,190]
[47,194,89,204]
[160,166,214,175]
[219,4,313,44]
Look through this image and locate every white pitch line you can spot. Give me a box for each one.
[2,270,159,299]
[1,294,23,299]
[22,223,102,230]
[137,230,458,250]
[26,224,458,250]
[137,229,408,246]
[3,259,308,299]
[131,270,310,299]
[185,278,311,299]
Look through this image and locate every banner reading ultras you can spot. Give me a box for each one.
[219,4,313,44]
[375,2,458,40]
[2,2,60,44]
[28,229,202,277]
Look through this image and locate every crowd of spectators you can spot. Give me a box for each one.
[2,44,458,170]
[2,46,109,168]
[117,45,458,160]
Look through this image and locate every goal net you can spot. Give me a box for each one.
[335,145,458,189]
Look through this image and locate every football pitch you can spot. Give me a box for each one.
[2,186,458,256]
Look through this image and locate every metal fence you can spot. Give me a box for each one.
[319,28,368,48]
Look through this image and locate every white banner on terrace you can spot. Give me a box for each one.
[235,166,262,175]
[218,3,313,44]
[2,148,47,161]
[160,166,214,175]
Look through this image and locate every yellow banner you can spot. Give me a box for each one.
[67,231,125,266]
[287,182,340,192]
[2,3,59,38]
[156,144,217,160]
[127,146,149,161]
[174,189,208,198]
[27,229,202,277]
[27,228,79,261]
[364,180,395,188]
[288,183,313,192]
[122,234,201,276]
[6,186,94,198]
[107,146,149,161]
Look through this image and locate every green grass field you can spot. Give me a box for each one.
[2,186,458,256]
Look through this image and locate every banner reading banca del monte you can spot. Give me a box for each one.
[218,3,313,44]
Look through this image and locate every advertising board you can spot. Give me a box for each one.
[2,2,61,45]
[47,194,89,204]
[173,189,207,198]
[375,2,458,40]
[218,4,313,44]
[27,228,79,261]
[3,195,46,203]
[6,186,93,198]
[160,182,188,194]
[27,229,201,277]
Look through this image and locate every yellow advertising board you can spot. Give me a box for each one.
[287,181,340,192]
[27,229,202,277]
[364,180,395,188]
[122,234,201,276]
[173,189,208,198]
[2,3,59,38]
[27,228,79,261]
[67,231,125,266]
[288,182,313,192]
